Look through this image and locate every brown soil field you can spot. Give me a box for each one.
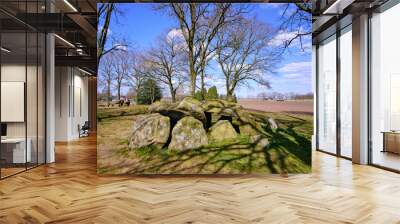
[238,99,313,115]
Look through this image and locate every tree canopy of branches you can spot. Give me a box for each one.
[98,50,136,105]
[126,53,147,103]
[98,3,116,62]
[215,18,278,100]
[279,2,312,50]
[97,3,311,103]
[98,53,115,106]
[112,51,131,100]
[146,33,187,102]
[98,3,127,65]
[159,3,248,96]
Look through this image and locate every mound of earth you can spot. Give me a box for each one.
[128,97,277,151]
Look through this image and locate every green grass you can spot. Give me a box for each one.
[97,105,148,121]
[97,105,313,174]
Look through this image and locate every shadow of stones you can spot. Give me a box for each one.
[124,131,301,174]
[125,138,260,174]
[119,101,311,174]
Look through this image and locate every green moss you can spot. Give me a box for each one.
[206,135,251,148]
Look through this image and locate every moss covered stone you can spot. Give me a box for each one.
[168,116,208,151]
[128,113,170,150]
[176,97,206,124]
[209,120,238,142]
[239,124,260,136]
[148,101,177,113]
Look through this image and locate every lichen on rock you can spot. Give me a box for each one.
[168,116,208,151]
[209,120,238,142]
[128,113,170,150]
[176,97,206,124]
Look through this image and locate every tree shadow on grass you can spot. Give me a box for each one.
[109,129,312,175]
[102,112,312,175]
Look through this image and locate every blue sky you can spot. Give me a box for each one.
[103,3,312,98]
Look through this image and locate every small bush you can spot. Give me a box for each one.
[194,90,204,101]
[137,79,162,105]
[207,86,218,99]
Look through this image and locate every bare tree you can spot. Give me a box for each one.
[97,3,127,65]
[214,18,278,101]
[112,51,131,101]
[98,53,115,106]
[146,33,187,102]
[158,3,248,96]
[98,3,116,62]
[278,2,312,50]
[126,53,148,103]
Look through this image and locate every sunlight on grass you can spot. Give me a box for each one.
[97,105,313,174]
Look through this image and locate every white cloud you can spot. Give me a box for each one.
[115,44,127,51]
[167,28,184,41]
[202,76,226,94]
[270,30,299,47]
[283,73,303,79]
[278,62,311,73]
[166,28,187,52]
[270,29,312,54]
[260,61,312,94]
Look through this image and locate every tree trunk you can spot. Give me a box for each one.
[200,71,206,99]
[150,82,155,104]
[135,84,140,105]
[189,57,196,96]
[226,91,234,102]
[190,73,196,96]
[169,85,176,103]
[189,4,197,96]
[107,80,111,107]
[227,81,237,102]
[117,83,121,101]
[225,80,231,101]
[226,84,235,102]
[97,4,115,65]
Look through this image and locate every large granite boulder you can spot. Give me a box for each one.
[203,100,241,114]
[208,120,238,142]
[203,100,246,129]
[239,124,260,136]
[235,109,253,123]
[148,101,189,126]
[148,101,176,113]
[128,113,170,150]
[235,109,264,134]
[202,100,225,111]
[176,97,206,123]
[168,116,208,151]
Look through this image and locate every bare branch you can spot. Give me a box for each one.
[214,17,279,100]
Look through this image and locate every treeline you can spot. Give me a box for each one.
[98,3,312,106]
[257,92,313,100]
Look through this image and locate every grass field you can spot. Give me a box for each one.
[97,102,313,175]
